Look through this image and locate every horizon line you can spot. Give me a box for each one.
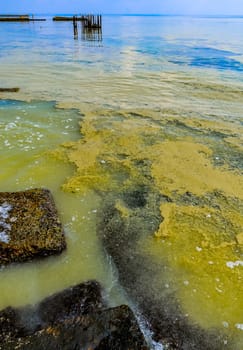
[2,12,243,17]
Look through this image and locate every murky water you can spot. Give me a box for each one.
[0,15,243,348]
[0,99,125,309]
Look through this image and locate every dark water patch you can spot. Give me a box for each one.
[0,99,24,108]
[209,129,231,138]
[211,143,243,171]
[165,119,205,136]
[192,47,235,57]
[128,112,146,118]
[162,118,230,148]
[167,46,243,72]
[122,186,147,209]
[190,57,243,72]
[175,190,242,213]
[159,117,243,172]
[134,40,243,72]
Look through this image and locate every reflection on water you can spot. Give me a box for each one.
[81,27,102,43]
[0,15,243,349]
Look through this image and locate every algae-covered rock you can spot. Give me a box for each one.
[0,280,149,350]
[0,188,66,266]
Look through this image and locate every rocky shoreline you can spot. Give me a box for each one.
[0,280,149,349]
[0,189,149,349]
[0,188,236,349]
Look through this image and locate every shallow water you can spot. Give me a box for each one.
[0,99,126,309]
[0,15,243,348]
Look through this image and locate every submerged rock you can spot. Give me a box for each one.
[0,188,66,266]
[0,280,149,350]
[0,87,19,92]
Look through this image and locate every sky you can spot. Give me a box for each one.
[1,0,243,16]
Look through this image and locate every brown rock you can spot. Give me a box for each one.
[0,281,105,342]
[3,306,149,350]
[0,87,19,92]
[0,188,66,266]
[0,281,149,350]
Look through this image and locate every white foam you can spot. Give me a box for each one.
[0,231,10,243]
[151,340,164,350]
[0,202,12,219]
[0,221,11,230]
[222,321,229,328]
[0,202,12,244]
[235,323,243,331]
[9,216,17,223]
[226,261,243,269]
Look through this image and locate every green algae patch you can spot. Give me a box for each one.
[57,110,243,198]
[144,199,243,332]
[174,78,243,102]
[57,114,162,194]
[225,135,243,153]
[147,138,243,334]
[52,105,243,347]
[150,140,243,199]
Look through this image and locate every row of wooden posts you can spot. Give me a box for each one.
[53,15,102,27]
[0,14,102,28]
[72,15,102,41]
[0,14,103,42]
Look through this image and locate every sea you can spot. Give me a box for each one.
[0,15,243,349]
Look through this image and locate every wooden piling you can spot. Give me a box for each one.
[52,14,102,28]
[52,14,102,40]
[84,14,102,29]
[73,15,78,39]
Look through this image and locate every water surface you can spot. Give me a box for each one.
[0,15,243,348]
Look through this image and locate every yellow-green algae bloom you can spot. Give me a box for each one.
[51,107,243,340]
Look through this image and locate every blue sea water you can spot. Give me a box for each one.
[0,14,243,107]
[1,15,243,72]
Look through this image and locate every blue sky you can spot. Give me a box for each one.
[1,0,243,15]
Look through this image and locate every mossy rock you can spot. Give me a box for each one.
[0,188,66,266]
[0,280,149,350]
